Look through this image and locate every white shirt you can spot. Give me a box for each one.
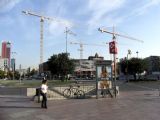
[41,84,48,93]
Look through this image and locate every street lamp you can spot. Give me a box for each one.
[136,51,139,58]
[126,49,131,82]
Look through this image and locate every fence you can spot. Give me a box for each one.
[48,81,96,99]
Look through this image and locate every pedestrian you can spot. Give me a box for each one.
[40,79,48,109]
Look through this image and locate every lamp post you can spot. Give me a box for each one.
[126,49,131,82]
[136,51,139,58]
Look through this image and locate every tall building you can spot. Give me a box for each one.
[0,58,9,71]
[1,41,11,68]
[11,58,15,71]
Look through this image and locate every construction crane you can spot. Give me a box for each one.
[64,27,76,54]
[70,41,107,60]
[98,27,144,43]
[98,26,143,97]
[22,10,61,66]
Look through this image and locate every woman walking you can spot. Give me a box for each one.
[41,79,48,109]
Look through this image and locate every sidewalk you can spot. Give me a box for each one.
[1,89,160,120]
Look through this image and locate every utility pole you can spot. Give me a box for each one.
[64,27,76,54]
[40,18,44,65]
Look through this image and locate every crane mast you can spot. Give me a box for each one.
[64,27,76,54]
[22,10,60,72]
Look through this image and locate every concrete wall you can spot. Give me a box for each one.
[0,87,37,96]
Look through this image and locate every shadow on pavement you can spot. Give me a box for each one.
[5,100,31,103]
[0,106,40,109]
[0,96,30,99]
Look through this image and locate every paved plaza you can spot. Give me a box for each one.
[1,81,160,120]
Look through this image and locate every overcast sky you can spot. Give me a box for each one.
[0,0,160,69]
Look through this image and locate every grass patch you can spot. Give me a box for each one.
[0,80,76,88]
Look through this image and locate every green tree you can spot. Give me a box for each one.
[14,71,20,80]
[0,70,5,79]
[120,57,146,80]
[47,53,75,81]
[29,69,37,76]
[143,56,160,74]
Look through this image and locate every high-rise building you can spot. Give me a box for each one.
[1,41,11,68]
[0,58,9,71]
[11,58,15,71]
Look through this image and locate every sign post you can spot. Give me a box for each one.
[109,39,118,97]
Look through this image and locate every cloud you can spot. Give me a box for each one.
[0,0,22,13]
[83,0,160,34]
[44,0,74,37]
[48,21,64,37]
[47,17,74,37]
[87,0,126,28]
[130,0,160,16]
[0,15,14,25]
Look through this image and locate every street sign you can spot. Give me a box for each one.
[109,41,117,54]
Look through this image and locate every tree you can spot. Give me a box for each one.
[0,70,5,79]
[14,71,20,80]
[120,57,146,80]
[30,69,37,76]
[119,58,127,75]
[47,53,75,81]
[143,56,160,74]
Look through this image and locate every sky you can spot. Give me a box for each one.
[0,0,160,69]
